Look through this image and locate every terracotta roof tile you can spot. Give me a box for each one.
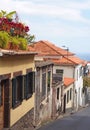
[67,56,87,65]
[28,40,74,56]
[52,57,74,65]
[64,77,75,87]
[28,40,87,66]
[52,56,87,66]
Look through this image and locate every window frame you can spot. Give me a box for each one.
[70,88,72,100]
[47,71,51,93]
[12,75,23,109]
[67,90,69,103]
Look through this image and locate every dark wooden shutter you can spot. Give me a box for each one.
[4,79,10,127]
[23,75,26,99]
[29,72,35,94]
[26,74,29,99]
[12,78,16,108]
[19,76,23,101]
[33,72,35,92]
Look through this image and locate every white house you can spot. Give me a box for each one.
[53,56,86,110]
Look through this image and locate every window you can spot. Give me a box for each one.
[70,88,72,100]
[77,70,78,80]
[42,73,46,98]
[57,88,60,100]
[12,76,23,108]
[47,71,51,93]
[80,67,82,77]
[12,72,35,108]
[25,72,34,99]
[67,90,69,103]
[56,69,63,75]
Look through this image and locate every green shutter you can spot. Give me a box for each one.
[12,78,16,108]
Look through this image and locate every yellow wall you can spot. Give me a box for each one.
[10,94,34,126]
[0,54,35,126]
[0,55,35,77]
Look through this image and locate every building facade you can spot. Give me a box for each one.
[0,49,36,129]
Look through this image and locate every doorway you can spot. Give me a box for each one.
[0,79,10,128]
[63,94,66,113]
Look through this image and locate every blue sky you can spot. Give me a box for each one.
[0,0,90,54]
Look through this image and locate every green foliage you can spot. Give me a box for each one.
[0,10,35,50]
[83,76,90,87]
[26,34,35,44]
[18,37,27,50]
[5,11,16,19]
[0,31,9,48]
[0,31,28,50]
[0,10,16,19]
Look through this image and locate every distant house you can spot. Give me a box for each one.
[63,77,75,113]
[53,55,86,110]
[0,49,36,129]
[52,73,64,118]
[29,40,65,121]
[34,61,53,124]
[28,40,86,111]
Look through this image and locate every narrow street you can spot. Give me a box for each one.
[38,106,90,130]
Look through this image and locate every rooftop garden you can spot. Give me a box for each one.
[0,10,35,50]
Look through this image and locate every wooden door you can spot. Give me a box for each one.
[63,94,66,113]
[0,82,3,130]
[3,79,10,128]
[0,79,10,129]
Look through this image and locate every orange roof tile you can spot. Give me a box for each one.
[52,57,74,65]
[28,40,74,56]
[28,40,87,66]
[67,56,87,65]
[52,55,87,66]
[64,77,75,87]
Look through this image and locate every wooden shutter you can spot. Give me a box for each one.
[12,78,16,108]
[33,72,35,93]
[26,74,29,99]
[4,79,10,127]
[30,72,33,94]
[19,76,23,101]
[23,75,26,99]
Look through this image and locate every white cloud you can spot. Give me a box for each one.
[0,0,90,24]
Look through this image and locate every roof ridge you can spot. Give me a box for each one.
[64,56,77,65]
[41,40,76,64]
[41,40,65,56]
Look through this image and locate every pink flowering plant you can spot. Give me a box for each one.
[0,10,34,50]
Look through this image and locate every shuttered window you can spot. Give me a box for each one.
[24,72,35,100]
[67,90,69,103]
[47,71,51,93]
[70,88,72,100]
[12,72,35,108]
[42,73,46,98]
[12,75,23,108]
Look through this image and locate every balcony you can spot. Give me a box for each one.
[52,74,63,86]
